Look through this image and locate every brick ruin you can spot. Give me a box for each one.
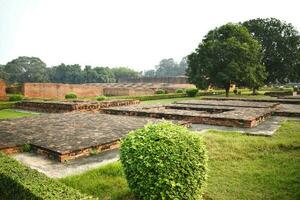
[0,80,7,100]
[23,83,104,99]
[15,99,140,113]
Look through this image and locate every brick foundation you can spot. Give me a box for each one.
[0,80,7,100]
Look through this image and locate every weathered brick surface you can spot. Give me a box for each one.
[0,113,161,161]
[202,97,300,105]
[15,99,140,113]
[23,83,103,99]
[0,80,7,100]
[103,103,274,128]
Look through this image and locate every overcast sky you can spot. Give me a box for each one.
[0,0,300,71]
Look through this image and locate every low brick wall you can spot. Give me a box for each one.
[103,87,154,96]
[15,99,140,113]
[0,80,7,100]
[23,83,103,99]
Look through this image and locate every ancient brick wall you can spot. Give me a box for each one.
[103,87,154,96]
[119,76,189,84]
[23,83,103,99]
[0,80,7,100]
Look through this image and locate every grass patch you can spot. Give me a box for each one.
[0,101,16,109]
[0,109,35,119]
[60,120,300,200]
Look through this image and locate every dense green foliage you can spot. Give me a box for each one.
[9,94,23,101]
[154,89,166,94]
[185,88,199,97]
[96,95,107,101]
[187,23,266,96]
[0,153,96,200]
[175,88,184,93]
[243,18,300,83]
[144,57,187,77]
[4,57,49,84]
[65,92,77,99]
[62,120,300,200]
[120,122,208,200]
[1,57,141,84]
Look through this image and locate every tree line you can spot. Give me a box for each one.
[187,18,300,96]
[0,57,141,84]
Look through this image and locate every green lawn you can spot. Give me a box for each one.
[60,120,300,200]
[0,109,34,119]
[0,101,16,109]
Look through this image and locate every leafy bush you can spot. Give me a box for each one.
[293,86,299,93]
[96,95,107,101]
[233,88,238,95]
[0,153,97,200]
[65,92,77,99]
[186,88,199,97]
[175,89,184,93]
[22,144,31,152]
[155,89,166,94]
[120,122,208,200]
[9,94,23,101]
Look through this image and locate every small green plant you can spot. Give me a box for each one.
[65,92,77,99]
[293,86,299,93]
[90,148,98,155]
[155,89,166,94]
[175,89,184,93]
[22,143,31,152]
[186,88,199,97]
[9,94,23,101]
[233,88,238,95]
[96,95,107,101]
[120,122,208,200]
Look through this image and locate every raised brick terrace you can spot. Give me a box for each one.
[103,101,276,128]
[0,113,159,161]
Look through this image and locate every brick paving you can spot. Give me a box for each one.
[0,113,159,160]
[103,102,274,128]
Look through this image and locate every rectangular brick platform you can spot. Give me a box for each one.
[202,97,300,105]
[14,99,140,113]
[103,101,276,128]
[0,113,161,161]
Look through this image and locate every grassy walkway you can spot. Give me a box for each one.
[60,120,300,200]
[0,109,34,119]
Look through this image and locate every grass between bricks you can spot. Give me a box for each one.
[59,120,300,200]
[0,109,35,119]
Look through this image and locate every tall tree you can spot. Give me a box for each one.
[187,23,266,97]
[111,67,140,82]
[4,56,49,83]
[49,64,83,84]
[243,18,300,83]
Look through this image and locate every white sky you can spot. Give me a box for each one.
[0,0,300,71]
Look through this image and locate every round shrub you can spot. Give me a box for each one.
[65,92,77,99]
[185,88,199,97]
[155,89,165,94]
[175,89,184,93]
[9,94,23,101]
[120,122,208,200]
[96,95,107,101]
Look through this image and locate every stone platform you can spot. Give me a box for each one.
[103,101,276,128]
[0,113,159,162]
[14,99,139,113]
[202,97,300,104]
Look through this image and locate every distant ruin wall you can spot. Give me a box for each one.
[23,83,103,99]
[119,76,189,84]
[103,87,154,96]
[0,80,7,100]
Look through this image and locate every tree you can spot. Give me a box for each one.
[243,18,300,83]
[111,67,140,82]
[4,56,49,84]
[48,64,83,84]
[93,67,116,83]
[187,23,266,97]
[0,65,9,81]
[144,69,156,77]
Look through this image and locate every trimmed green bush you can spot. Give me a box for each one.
[22,144,31,152]
[120,122,208,200]
[96,95,107,101]
[155,89,166,94]
[65,92,77,99]
[9,94,23,101]
[186,88,199,97]
[0,153,97,200]
[175,89,184,93]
